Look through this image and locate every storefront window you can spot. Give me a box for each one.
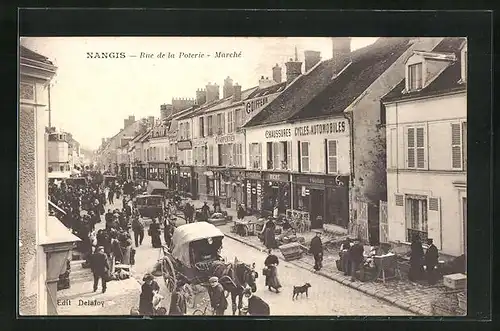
[293,184,309,212]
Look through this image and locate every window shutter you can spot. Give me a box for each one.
[222,113,226,134]
[406,127,415,168]
[462,122,467,170]
[258,143,262,169]
[324,139,328,173]
[427,197,441,250]
[297,141,301,172]
[416,127,425,169]
[395,194,404,206]
[451,123,462,169]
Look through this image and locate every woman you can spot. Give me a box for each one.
[169,285,188,315]
[409,236,424,282]
[139,273,160,315]
[263,219,278,250]
[264,250,282,293]
[237,204,246,221]
[149,218,162,248]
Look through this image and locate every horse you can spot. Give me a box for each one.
[211,258,258,315]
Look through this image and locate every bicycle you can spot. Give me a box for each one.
[192,305,215,316]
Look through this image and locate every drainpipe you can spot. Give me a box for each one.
[343,112,355,229]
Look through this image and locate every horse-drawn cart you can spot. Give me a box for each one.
[155,222,258,315]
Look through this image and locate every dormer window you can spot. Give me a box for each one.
[408,63,423,91]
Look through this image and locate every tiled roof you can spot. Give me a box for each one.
[382,37,466,103]
[290,37,412,121]
[247,82,287,99]
[20,46,54,65]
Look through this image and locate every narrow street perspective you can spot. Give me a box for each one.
[19,35,467,317]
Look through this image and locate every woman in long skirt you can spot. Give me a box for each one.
[149,219,162,248]
[264,250,282,293]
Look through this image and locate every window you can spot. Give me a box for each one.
[233,143,243,166]
[208,145,214,165]
[227,143,234,166]
[452,122,467,170]
[234,109,242,129]
[390,128,397,168]
[300,141,310,172]
[408,63,423,91]
[186,122,190,139]
[216,113,225,135]
[228,111,234,133]
[207,116,213,136]
[266,141,290,170]
[199,117,205,137]
[327,140,338,173]
[406,126,426,169]
[405,195,428,242]
[179,123,184,140]
[249,143,262,169]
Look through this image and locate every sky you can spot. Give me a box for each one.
[20,37,378,150]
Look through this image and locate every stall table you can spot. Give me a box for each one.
[233,219,259,236]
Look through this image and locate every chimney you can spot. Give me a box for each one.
[304,50,321,72]
[272,64,282,83]
[196,89,207,105]
[259,76,275,89]
[223,76,234,98]
[148,116,155,128]
[285,51,302,84]
[129,115,135,123]
[331,37,352,72]
[233,84,242,102]
[205,83,220,103]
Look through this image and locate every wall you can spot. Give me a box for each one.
[385,92,466,256]
[350,38,443,220]
[48,141,69,163]
[245,116,350,175]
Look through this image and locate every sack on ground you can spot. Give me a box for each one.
[151,261,163,277]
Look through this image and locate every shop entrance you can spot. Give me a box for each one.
[309,189,324,229]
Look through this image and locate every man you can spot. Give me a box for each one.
[201,202,210,221]
[90,246,109,293]
[243,287,270,316]
[105,209,113,224]
[131,215,145,247]
[309,229,324,271]
[185,203,194,224]
[349,239,364,282]
[424,238,439,285]
[208,276,227,316]
[108,188,114,205]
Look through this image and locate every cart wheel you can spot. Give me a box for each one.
[161,257,177,292]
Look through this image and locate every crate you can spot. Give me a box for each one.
[279,242,303,261]
[443,273,467,289]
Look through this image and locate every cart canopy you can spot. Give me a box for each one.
[147,180,168,195]
[171,222,224,267]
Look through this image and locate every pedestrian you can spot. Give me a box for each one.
[408,236,424,282]
[201,202,210,221]
[139,273,160,315]
[340,237,352,274]
[242,287,270,316]
[349,239,365,282]
[105,209,113,224]
[90,246,109,293]
[309,229,324,271]
[424,238,439,285]
[213,198,220,214]
[163,217,174,247]
[208,276,227,316]
[108,188,114,205]
[168,284,188,315]
[264,249,282,293]
[263,218,278,250]
[132,215,145,247]
[237,204,246,221]
[148,218,162,248]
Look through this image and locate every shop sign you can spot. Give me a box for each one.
[264,172,289,182]
[245,171,261,180]
[215,134,236,144]
[295,175,347,187]
[264,120,347,140]
[244,96,269,114]
[178,140,192,150]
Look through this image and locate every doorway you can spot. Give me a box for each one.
[309,189,324,229]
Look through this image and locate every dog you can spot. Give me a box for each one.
[292,283,311,300]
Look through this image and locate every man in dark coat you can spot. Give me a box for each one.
[309,230,324,271]
[208,276,227,316]
[243,288,270,316]
[409,236,424,282]
[131,216,145,247]
[108,189,114,205]
[105,209,113,224]
[237,204,246,221]
[424,238,439,285]
[349,239,365,282]
[90,246,109,293]
[201,202,210,221]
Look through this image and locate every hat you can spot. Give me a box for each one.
[143,273,154,282]
[209,276,218,283]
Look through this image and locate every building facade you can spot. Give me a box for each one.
[19,45,79,315]
[382,37,467,257]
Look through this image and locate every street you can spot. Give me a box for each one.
[130,215,412,316]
